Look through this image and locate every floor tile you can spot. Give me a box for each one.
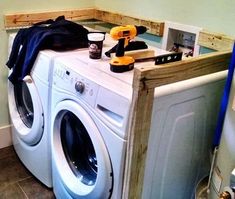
[0,146,16,160]
[0,146,55,199]
[0,153,31,192]
[18,177,55,199]
[0,183,26,199]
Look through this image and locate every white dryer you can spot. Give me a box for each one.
[7,33,86,187]
[8,49,55,187]
[51,48,227,199]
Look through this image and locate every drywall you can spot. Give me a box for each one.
[95,0,235,37]
[0,0,94,127]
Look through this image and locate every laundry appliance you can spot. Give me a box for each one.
[50,43,226,198]
[7,33,88,187]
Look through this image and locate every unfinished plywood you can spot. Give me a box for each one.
[123,50,231,199]
[198,30,234,51]
[95,9,164,36]
[4,8,95,29]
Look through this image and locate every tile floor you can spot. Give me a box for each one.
[0,146,55,199]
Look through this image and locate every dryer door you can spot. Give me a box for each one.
[8,79,44,145]
[52,100,113,199]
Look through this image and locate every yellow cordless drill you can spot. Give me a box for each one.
[109,25,147,72]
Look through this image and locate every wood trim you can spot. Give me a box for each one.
[4,8,95,29]
[134,50,231,90]
[4,7,235,52]
[94,9,164,36]
[123,85,155,199]
[123,50,231,199]
[4,8,164,36]
[198,30,234,51]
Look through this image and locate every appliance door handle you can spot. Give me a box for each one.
[23,75,33,83]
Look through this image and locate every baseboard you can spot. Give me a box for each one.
[0,125,12,149]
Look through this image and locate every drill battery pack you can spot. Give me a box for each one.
[110,56,135,73]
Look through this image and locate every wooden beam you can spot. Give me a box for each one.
[4,8,164,36]
[122,50,231,199]
[94,9,164,36]
[4,8,235,50]
[4,8,95,29]
[123,84,155,199]
[198,30,234,51]
[134,50,231,90]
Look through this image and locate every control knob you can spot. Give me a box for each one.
[75,81,85,94]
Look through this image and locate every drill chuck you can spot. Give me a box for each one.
[136,26,148,35]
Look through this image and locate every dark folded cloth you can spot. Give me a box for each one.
[6,16,89,84]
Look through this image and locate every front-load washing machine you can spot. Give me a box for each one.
[7,33,88,187]
[50,47,226,199]
[50,57,131,198]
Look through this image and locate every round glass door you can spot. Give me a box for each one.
[14,82,34,128]
[61,112,97,186]
[8,79,44,145]
[52,100,113,198]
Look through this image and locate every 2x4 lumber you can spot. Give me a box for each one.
[198,30,234,51]
[4,8,95,29]
[123,50,231,199]
[123,87,154,199]
[134,50,232,90]
[5,8,235,52]
[95,9,164,36]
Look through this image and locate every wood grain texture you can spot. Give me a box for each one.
[123,85,154,199]
[95,9,164,36]
[198,30,234,51]
[4,8,95,29]
[122,50,231,199]
[134,50,231,90]
[5,7,235,53]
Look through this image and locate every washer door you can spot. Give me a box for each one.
[52,100,113,198]
[8,79,44,145]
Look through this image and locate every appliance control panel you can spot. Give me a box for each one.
[53,62,99,107]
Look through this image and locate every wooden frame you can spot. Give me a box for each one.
[4,8,234,50]
[3,8,233,199]
[4,8,164,36]
[4,8,96,29]
[123,50,231,198]
[94,9,164,36]
[198,30,234,51]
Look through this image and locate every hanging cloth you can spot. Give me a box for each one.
[6,16,89,84]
